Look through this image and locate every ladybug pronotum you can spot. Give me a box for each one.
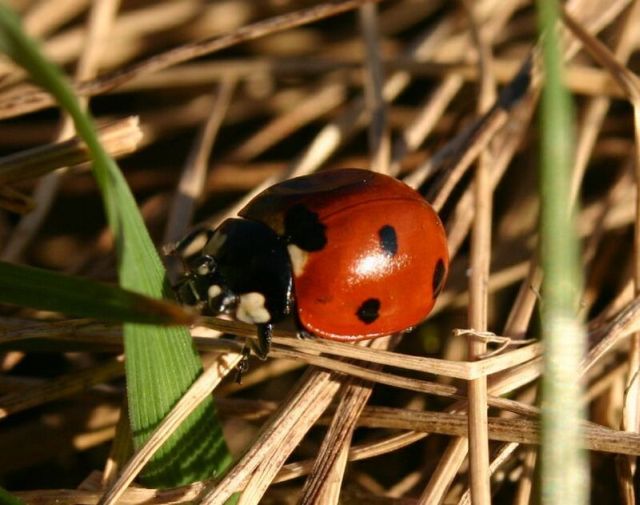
[174,168,449,358]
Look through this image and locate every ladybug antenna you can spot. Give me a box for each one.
[173,254,219,307]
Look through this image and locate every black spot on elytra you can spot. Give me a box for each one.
[432,258,446,298]
[378,225,398,256]
[284,204,327,251]
[356,298,380,324]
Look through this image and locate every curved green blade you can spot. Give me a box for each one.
[0,6,231,486]
[0,260,195,326]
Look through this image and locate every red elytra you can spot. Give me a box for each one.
[240,168,449,341]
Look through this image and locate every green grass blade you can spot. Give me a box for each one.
[0,261,195,325]
[0,488,24,505]
[536,0,588,504]
[0,6,231,486]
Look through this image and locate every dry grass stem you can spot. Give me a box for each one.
[97,352,242,505]
[463,1,496,501]
[355,407,640,455]
[561,4,640,499]
[458,442,520,505]
[16,485,207,505]
[163,79,236,249]
[1,0,122,262]
[358,3,390,174]
[227,83,345,163]
[298,337,393,504]
[0,0,382,120]
[199,369,343,505]
[101,404,131,487]
[111,57,631,99]
[21,0,90,39]
[0,116,142,185]
[0,356,124,419]
[197,317,543,379]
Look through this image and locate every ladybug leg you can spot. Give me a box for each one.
[253,323,273,360]
[234,323,272,383]
[293,313,314,340]
[297,328,315,340]
[234,346,251,384]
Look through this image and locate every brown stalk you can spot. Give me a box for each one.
[163,79,235,248]
[419,1,635,501]
[462,1,496,502]
[227,83,346,163]
[105,57,630,100]
[0,356,124,419]
[2,0,123,263]
[198,368,343,505]
[358,3,390,174]
[0,0,382,120]
[574,10,640,505]
[558,14,640,499]
[0,117,142,186]
[297,337,395,504]
[21,0,90,39]
[212,7,463,226]
[97,352,242,505]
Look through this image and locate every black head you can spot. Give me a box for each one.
[175,218,294,325]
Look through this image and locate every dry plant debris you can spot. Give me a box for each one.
[1,0,640,504]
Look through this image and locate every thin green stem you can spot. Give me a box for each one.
[537,1,588,504]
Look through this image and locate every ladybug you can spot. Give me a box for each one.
[174,168,449,358]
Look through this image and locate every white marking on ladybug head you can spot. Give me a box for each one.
[236,292,271,324]
[204,231,227,256]
[287,244,309,277]
[208,284,222,300]
[196,262,211,275]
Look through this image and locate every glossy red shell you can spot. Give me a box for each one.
[240,169,449,341]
